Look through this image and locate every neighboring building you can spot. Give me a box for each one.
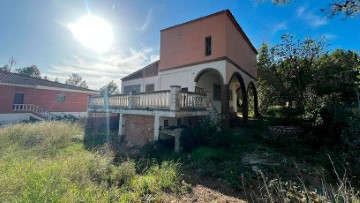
[0,71,98,125]
[88,10,258,148]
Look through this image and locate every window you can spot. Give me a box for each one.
[56,94,65,102]
[145,84,154,92]
[164,120,169,127]
[195,86,204,94]
[213,84,221,101]
[205,36,212,56]
[123,84,141,94]
[229,89,233,101]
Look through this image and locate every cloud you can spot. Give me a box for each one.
[272,21,288,33]
[136,8,153,31]
[45,47,159,89]
[296,6,306,16]
[296,5,328,28]
[322,33,337,40]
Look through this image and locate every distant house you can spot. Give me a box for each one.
[88,10,258,148]
[0,71,98,125]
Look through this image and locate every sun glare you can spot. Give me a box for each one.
[68,15,113,52]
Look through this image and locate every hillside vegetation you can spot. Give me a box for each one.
[1,121,359,202]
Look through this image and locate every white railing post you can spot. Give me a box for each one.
[128,92,134,109]
[170,85,181,111]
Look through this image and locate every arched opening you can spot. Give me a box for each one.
[194,68,224,114]
[228,72,248,125]
[247,82,259,118]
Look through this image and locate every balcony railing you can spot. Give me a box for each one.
[133,91,170,109]
[180,91,207,109]
[12,104,55,120]
[88,86,209,112]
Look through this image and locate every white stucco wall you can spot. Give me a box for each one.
[50,112,87,118]
[121,76,159,93]
[196,71,222,113]
[0,113,31,125]
[159,60,227,91]
[226,61,256,90]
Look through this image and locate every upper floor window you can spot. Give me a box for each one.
[123,84,141,94]
[145,84,155,92]
[205,36,212,56]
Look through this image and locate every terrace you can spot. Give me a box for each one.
[87,85,214,118]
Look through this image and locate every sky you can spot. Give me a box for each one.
[0,0,359,90]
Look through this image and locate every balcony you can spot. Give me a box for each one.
[88,86,211,118]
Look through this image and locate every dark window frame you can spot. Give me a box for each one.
[145,84,155,92]
[205,36,212,56]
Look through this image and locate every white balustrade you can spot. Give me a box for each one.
[180,92,207,109]
[12,104,55,120]
[88,89,207,111]
[133,91,170,109]
[109,95,128,107]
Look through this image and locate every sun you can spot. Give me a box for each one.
[68,15,113,52]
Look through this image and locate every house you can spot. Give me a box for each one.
[0,71,98,125]
[87,10,258,148]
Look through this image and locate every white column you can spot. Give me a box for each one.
[154,114,160,141]
[170,85,181,111]
[128,92,134,109]
[174,129,182,153]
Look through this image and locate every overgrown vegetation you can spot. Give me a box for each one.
[150,117,360,202]
[0,122,183,202]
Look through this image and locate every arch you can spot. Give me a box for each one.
[194,68,224,84]
[247,81,259,118]
[229,72,248,125]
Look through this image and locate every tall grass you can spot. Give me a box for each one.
[0,121,181,202]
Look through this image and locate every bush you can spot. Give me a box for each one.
[341,110,360,186]
[192,147,229,166]
[180,117,219,151]
[110,160,137,187]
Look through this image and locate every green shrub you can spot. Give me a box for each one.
[192,147,229,166]
[110,160,137,187]
[180,117,219,151]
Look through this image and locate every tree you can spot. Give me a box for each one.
[99,80,120,96]
[326,0,360,17]
[65,73,88,88]
[15,65,41,78]
[261,0,360,17]
[1,56,16,72]
[315,49,359,105]
[257,34,326,118]
[355,61,360,109]
[54,77,60,83]
[0,65,11,72]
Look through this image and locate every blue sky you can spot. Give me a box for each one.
[0,0,359,89]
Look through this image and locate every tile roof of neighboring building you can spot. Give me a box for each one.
[0,71,97,92]
[121,60,159,81]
